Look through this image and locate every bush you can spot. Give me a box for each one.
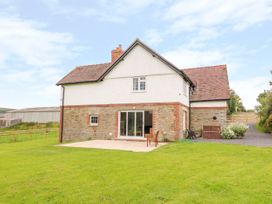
[221,123,248,139]
[221,126,236,139]
[228,123,248,138]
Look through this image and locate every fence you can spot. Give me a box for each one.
[0,118,22,128]
[0,128,58,143]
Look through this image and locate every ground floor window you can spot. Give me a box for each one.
[90,115,98,126]
[119,110,152,137]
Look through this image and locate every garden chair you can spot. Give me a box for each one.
[185,129,197,140]
[146,128,159,147]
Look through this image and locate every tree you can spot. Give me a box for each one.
[270,71,272,86]
[255,71,272,133]
[228,89,246,115]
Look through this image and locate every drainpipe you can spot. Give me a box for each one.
[189,88,191,130]
[59,85,65,143]
[189,83,196,130]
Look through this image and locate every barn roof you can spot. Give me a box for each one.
[7,107,60,113]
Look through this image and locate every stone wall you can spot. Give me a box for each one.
[62,103,187,142]
[190,107,228,133]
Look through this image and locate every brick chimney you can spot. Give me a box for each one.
[111,44,124,62]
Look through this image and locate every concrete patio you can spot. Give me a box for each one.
[58,140,167,152]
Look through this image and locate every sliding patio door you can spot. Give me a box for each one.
[120,111,144,137]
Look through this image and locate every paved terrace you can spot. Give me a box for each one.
[58,140,167,152]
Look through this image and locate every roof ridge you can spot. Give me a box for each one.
[181,64,227,70]
[77,62,111,69]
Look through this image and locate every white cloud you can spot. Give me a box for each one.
[163,48,226,68]
[41,0,59,9]
[162,43,244,74]
[0,17,74,67]
[144,29,163,46]
[0,14,79,108]
[230,76,270,109]
[164,0,272,34]
[41,0,167,23]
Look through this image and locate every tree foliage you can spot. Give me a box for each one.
[227,89,246,114]
[255,71,272,133]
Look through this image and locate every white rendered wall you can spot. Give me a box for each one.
[64,44,190,106]
[191,101,227,107]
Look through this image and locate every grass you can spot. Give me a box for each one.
[0,122,59,132]
[0,130,57,144]
[1,133,272,203]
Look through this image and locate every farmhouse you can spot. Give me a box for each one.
[57,39,230,142]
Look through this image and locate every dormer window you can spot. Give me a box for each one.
[133,77,146,91]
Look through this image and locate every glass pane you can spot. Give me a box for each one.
[120,112,127,136]
[140,81,145,90]
[144,111,152,134]
[133,78,138,90]
[127,112,135,136]
[136,112,143,136]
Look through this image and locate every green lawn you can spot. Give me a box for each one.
[1,133,272,203]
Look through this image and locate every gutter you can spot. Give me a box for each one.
[59,85,65,143]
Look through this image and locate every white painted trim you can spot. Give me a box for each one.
[191,101,227,108]
[118,110,145,138]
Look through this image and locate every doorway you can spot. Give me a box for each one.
[119,110,152,138]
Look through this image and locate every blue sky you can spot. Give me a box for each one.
[0,0,271,109]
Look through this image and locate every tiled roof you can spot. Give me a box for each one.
[182,65,230,102]
[57,63,112,85]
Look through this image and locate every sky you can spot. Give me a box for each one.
[0,0,271,109]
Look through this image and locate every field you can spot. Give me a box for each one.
[1,129,272,203]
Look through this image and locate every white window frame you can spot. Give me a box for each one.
[133,77,146,92]
[118,110,145,139]
[90,115,98,126]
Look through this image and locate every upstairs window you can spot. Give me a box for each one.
[133,77,146,91]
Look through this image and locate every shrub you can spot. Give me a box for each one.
[228,123,248,138]
[221,123,248,139]
[221,126,236,139]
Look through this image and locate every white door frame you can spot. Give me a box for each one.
[118,110,145,139]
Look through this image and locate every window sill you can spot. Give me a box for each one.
[131,91,146,93]
[118,136,145,140]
